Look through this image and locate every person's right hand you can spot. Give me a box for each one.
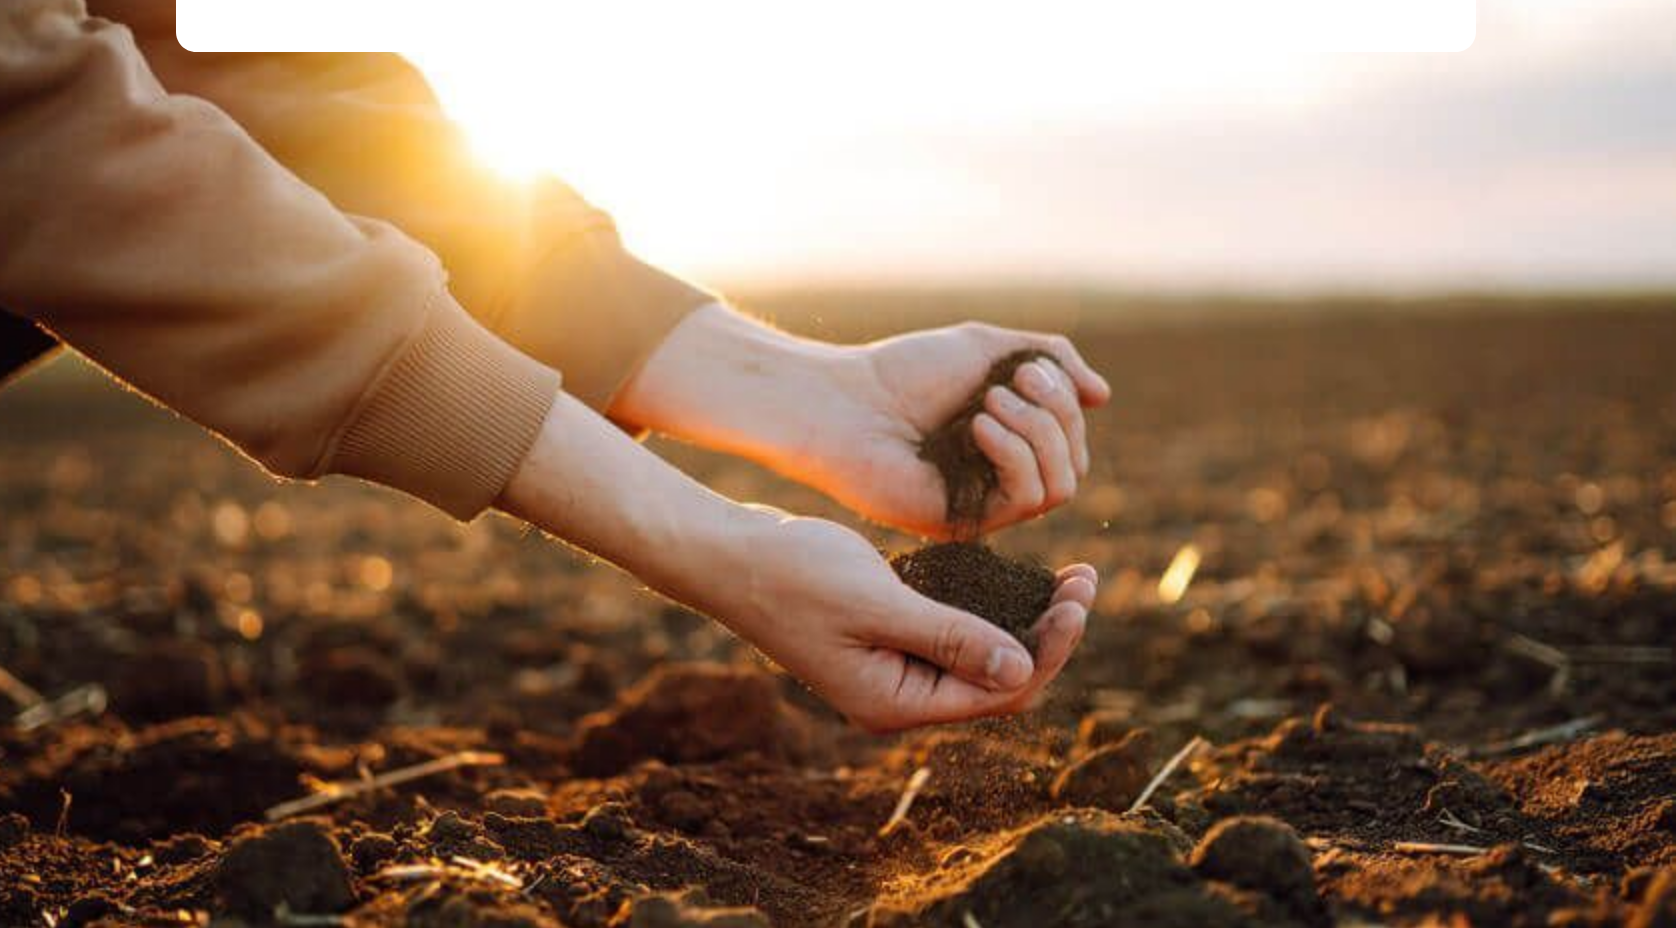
[705,509,1096,732]
[498,392,1095,733]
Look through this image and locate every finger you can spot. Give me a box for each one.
[866,592,1092,731]
[1053,575,1097,610]
[972,412,1044,519]
[1057,562,1099,589]
[1014,360,1089,478]
[1027,335,1110,407]
[1010,599,1087,704]
[859,659,1017,732]
[985,387,1077,511]
[866,593,1036,693]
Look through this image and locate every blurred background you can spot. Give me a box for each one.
[411,0,1676,293]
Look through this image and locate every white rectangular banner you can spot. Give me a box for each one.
[176,1,1477,55]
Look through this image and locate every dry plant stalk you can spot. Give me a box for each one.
[0,664,44,708]
[1471,715,1602,758]
[1391,841,1487,857]
[1129,735,1209,814]
[878,767,932,837]
[265,751,505,821]
[372,857,522,891]
[13,683,108,732]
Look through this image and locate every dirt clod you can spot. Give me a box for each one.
[571,663,820,778]
[917,349,1055,530]
[485,788,549,818]
[1051,729,1154,810]
[876,809,1260,927]
[0,811,29,849]
[890,541,1055,645]
[1189,816,1320,915]
[213,819,355,920]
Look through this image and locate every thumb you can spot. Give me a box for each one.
[868,594,1036,692]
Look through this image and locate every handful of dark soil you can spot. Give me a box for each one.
[891,542,1055,648]
[892,350,1064,649]
[917,348,1055,531]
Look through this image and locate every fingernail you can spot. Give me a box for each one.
[990,387,1025,413]
[985,644,1032,689]
[1021,362,1056,395]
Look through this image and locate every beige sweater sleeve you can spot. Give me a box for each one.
[98,0,718,415]
[0,0,560,519]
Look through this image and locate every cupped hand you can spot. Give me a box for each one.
[810,322,1111,538]
[719,510,1097,732]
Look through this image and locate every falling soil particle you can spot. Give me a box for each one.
[890,541,1055,647]
[917,349,1055,531]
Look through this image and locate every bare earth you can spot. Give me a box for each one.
[2,295,1674,927]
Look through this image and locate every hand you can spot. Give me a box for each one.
[611,306,1112,539]
[821,322,1112,537]
[497,394,1097,732]
[718,510,1097,732]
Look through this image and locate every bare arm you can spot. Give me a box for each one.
[495,392,1097,732]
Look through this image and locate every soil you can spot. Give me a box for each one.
[889,542,1055,646]
[916,349,1055,531]
[3,298,1676,927]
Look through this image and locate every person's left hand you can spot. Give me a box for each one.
[611,306,1112,538]
[804,322,1112,538]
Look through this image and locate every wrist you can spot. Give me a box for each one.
[610,302,871,468]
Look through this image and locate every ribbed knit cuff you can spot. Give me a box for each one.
[495,226,715,419]
[324,292,560,520]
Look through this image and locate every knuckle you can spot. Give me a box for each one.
[1015,481,1046,512]
[933,618,969,671]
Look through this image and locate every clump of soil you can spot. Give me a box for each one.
[1189,816,1325,923]
[213,819,355,919]
[569,663,823,778]
[874,808,1317,927]
[890,542,1055,646]
[1051,728,1154,809]
[917,349,1055,531]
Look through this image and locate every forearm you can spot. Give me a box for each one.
[609,303,869,466]
[495,391,766,617]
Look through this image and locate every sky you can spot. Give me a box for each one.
[409,0,1676,292]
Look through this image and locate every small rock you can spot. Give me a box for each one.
[485,788,549,818]
[349,832,399,871]
[1190,816,1321,916]
[59,895,117,928]
[152,832,216,865]
[214,819,355,919]
[582,803,634,843]
[0,812,29,849]
[426,811,478,846]
[658,790,710,833]
[1050,730,1153,809]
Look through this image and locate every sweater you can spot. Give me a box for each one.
[0,0,713,518]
